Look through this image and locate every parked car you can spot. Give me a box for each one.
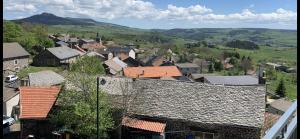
[3,115,15,126]
[5,75,18,83]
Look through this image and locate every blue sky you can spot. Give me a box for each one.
[4,0,297,29]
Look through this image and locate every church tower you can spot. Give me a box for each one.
[96,32,101,44]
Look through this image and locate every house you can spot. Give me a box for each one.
[190,73,216,82]
[202,75,259,85]
[21,70,65,87]
[96,49,114,60]
[106,47,136,60]
[266,98,293,115]
[265,62,281,69]
[175,63,200,76]
[83,51,106,60]
[67,37,79,48]
[19,86,61,139]
[122,57,142,67]
[3,87,19,119]
[192,58,211,73]
[104,57,127,75]
[78,39,95,47]
[286,67,296,73]
[3,43,30,75]
[33,46,80,67]
[123,66,182,79]
[81,42,106,51]
[55,41,68,47]
[99,77,266,139]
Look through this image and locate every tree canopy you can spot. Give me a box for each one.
[69,56,105,75]
[3,21,54,55]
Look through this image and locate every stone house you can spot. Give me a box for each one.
[3,87,20,118]
[106,47,136,60]
[175,63,200,76]
[3,42,30,75]
[33,46,80,67]
[99,77,266,139]
[201,75,260,85]
[103,57,128,75]
[19,86,61,139]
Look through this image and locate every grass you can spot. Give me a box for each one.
[17,66,64,78]
[267,72,297,101]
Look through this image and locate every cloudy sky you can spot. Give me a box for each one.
[4,0,297,29]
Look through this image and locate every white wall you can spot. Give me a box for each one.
[4,94,20,117]
[129,50,135,59]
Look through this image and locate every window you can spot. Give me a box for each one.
[195,132,215,139]
[14,59,18,65]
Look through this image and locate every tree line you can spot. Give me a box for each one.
[3,21,54,55]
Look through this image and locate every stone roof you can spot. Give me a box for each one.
[99,76,266,128]
[204,75,259,85]
[104,57,127,74]
[3,42,30,59]
[175,63,200,68]
[56,41,68,46]
[269,98,293,112]
[106,47,133,53]
[47,46,80,60]
[28,70,65,87]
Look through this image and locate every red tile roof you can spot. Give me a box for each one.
[124,66,182,78]
[19,86,61,119]
[122,117,166,133]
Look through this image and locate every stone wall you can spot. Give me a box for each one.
[164,120,261,139]
[3,57,29,74]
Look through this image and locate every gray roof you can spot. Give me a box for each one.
[47,46,80,60]
[29,70,65,87]
[104,57,127,74]
[99,76,265,128]
[191,74,216,80]
[175,63,200,68]
[3,87,19,102]
[56,41,68,46]
[3,43,30,59]
[204,75,259,85]
[269,98,293,112]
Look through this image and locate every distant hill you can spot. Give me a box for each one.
[11,13,297,47]
[12,12,127,28]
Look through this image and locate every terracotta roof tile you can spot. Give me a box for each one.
[124,66,182,78]
[19,86,61,119]
[122,117,166,133]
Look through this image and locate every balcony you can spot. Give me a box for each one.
[263,100,297,139]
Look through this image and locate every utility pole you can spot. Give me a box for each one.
[97,77,99,139]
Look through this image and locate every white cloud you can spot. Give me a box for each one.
[5,3,37,12]
[3,0,297,26]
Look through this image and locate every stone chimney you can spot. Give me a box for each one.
[258,66,266,84]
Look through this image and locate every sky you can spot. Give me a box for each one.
[3,0,297,29]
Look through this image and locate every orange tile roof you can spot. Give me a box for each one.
[122,117,166,133]
[19,86,61,119]
[124,66,182,78]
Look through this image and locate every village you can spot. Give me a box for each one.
[3,32,297,139]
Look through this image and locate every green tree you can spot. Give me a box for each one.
[3,21,24,42]
[70,56,105,75]
[275,78,286,97]
[240,56,253,75]
[208,63,214,73]
[50,74,114,138]
[214,60,223,71]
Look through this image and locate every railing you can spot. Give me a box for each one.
[263,100,297,139]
